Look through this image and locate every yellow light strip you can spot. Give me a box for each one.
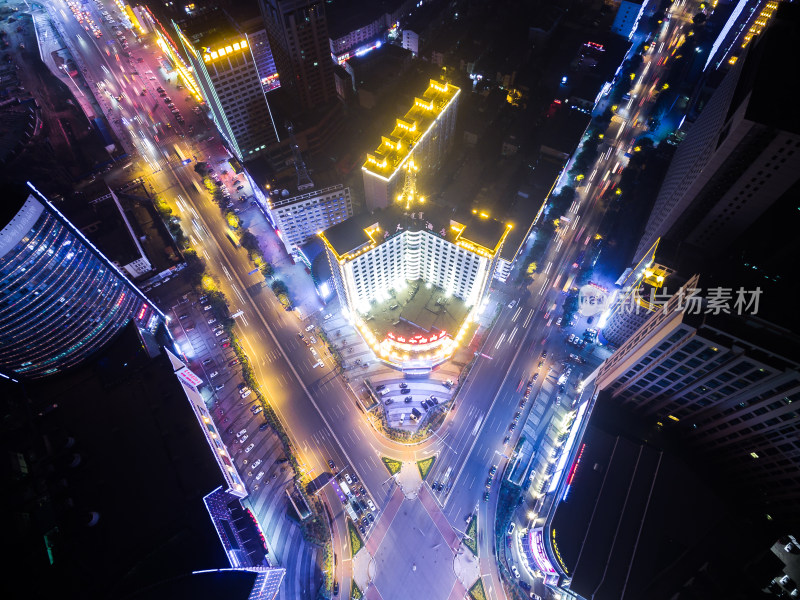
[203,39,248,62]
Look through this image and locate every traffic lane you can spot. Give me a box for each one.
[167,167,353,468]
[433,322,534,505]
[425,307,522,480]
[322,485,351,598]
[440,320,552,518]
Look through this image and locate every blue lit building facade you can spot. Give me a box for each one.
[0,183,164,379]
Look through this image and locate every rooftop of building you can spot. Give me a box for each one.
[266,164,347,207]
[733,2,800,135]
[348,43,412,83]
[320,200,511,262]
[690,311,800,372]
[499,157,565,262]
[326,0,400,40]
[0,321,246,598]
[362,79,461,181]
[59,181,143,266]
[176,7,244,56]
[539,103,592,156]
[362,279,471,342]
[0,180,30,231]
[549,396,773,600]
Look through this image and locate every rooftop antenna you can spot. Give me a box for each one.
[287,121,314,191]
[396,158,424,211]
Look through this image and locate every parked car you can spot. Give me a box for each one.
[244,443,255,453]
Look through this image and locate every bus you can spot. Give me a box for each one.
[226,231,240,248]
[173,144,191,165]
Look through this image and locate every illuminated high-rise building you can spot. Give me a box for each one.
[0,183,164,380]
[594,276,800,520]
[361,79,460,211]
[175,9,280,161]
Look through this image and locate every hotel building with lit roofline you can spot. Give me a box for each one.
[321,164,511,371]
[362,79,460,211]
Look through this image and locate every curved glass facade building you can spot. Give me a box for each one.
[0,183,164,379]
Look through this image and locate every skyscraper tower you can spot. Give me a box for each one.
[633,4,800,262]
[176,9,280,161]
[258,0,336,111]
[0,183,164,379]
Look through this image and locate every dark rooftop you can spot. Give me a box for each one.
[178,8,240,48]
[735,3,800,135]
[551,396,759,600]
[60,181,143,266]
[326,0,400,40]
[0,180,32,232]
[500,157,565,262]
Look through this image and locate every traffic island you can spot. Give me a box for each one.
[348,518,364,557]
[416,456,435,480]
[396,461,423,499]
[381,456,402,476]
[464,514,478,557]
[350,581,363,600]
[468,578,488,600]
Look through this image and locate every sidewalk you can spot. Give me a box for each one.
[241,205,325,320]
